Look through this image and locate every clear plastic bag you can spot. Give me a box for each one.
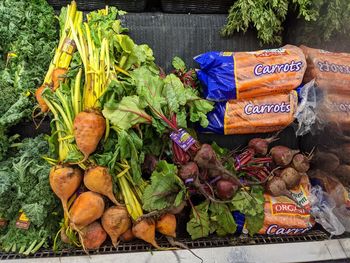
[294,79,318,136]
[309,185,345,236]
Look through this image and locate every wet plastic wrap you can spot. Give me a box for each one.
[195,45,306,101]
[301,45,350,95]
[293,80,318,136]
[309,172,350,235]
[309,185,347,236]
[301,46,350,134]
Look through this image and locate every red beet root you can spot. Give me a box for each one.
[248,136,278,156]
[266,176,287,197]
[291,154,310,173]
[280,167,302,189]
[194,144,240,185]
[216,179,238,200]
[270,146,299,167]
[178,162,199,181]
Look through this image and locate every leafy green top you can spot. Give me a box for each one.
[221,0,317,45]
[142,161,186,212]
[186,186,265,240]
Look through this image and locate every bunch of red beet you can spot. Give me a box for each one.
[174,136,311,203]
[247,137,310,201]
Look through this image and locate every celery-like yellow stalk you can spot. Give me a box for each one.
[43,1,79,85]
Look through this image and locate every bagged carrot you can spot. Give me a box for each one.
[199,90,298,134]
[258,174,315,235]
[195,45,306,101]
[300,45,350,95]
[317,92,350,131]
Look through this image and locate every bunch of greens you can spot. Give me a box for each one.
[0,95,32,161]
[303,0,350,43]
[0,0,57,113]
[221,0,317,45]
[186,186,265,240]
[0,135,61,254]
[0,0,58,160]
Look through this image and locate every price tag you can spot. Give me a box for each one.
[62,38,76,55]
[170,129,196,151]
[16,212,30,230]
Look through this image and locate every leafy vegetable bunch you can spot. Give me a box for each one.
[307,0,350,41]
[222,0,350,45]
[0,0,57,114]
[0,0,58,160]
[187,186,264,240]
[0,135,61,254]
[221,0,317,45]
[38,4,214,249]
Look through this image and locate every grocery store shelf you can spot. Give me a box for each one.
[3,238,349,263]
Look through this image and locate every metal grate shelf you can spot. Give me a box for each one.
[0,230,329,260]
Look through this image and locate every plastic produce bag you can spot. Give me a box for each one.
[301,45,350,95]
[309,169,350,208]
[301,46,350,133]
[195,45,306,101]
[316,92,350,132]
[309,185,345,236]
[294,80,318,136]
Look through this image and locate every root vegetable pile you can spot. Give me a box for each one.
[7,0,334,256]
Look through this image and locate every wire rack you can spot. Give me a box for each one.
[0,230,329,260]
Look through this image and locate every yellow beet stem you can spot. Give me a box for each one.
[73,68,82,116]
[116,167,143,221]
[43,2,79,84]
[42,82,84,167]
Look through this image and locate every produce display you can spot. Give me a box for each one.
[0,0,350,258]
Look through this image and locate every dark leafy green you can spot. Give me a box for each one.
[209,202,237,236]
[0,0,58,160]
[0,135,61,254]
[187,186,265,239]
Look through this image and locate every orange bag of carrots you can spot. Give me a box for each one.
[301,45,350,94]
[259,174,315,235]
[195,45,306,101]
[317,92,350,131]
[199,90,298,134]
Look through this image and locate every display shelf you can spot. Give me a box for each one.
[2,238,349,263]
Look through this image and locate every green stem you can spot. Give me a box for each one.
[18,245,26,254]
[55,89,73,127]
[23,240,37,256]
[51,100,73,132]
[118,54,127,69]
[11,243,16,252]
[31,238,46,254]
